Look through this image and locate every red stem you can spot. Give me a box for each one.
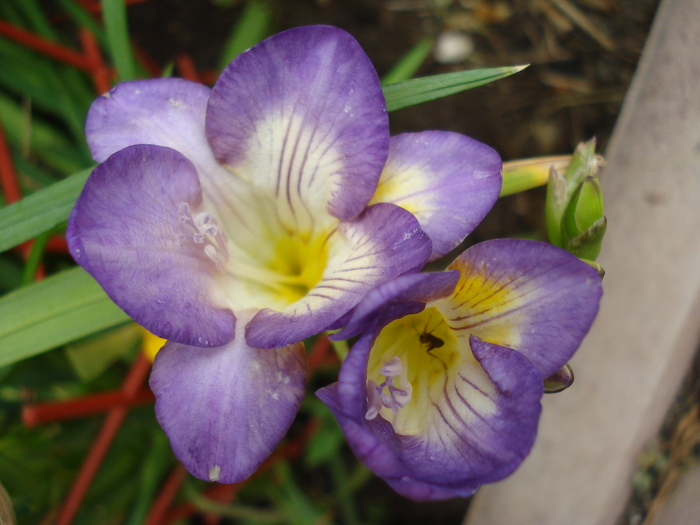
[0,19,93,72]
[79,29,113,94]
[54,353,151,525]
[145,464,187,525]
[22,388,154,427]
[0,119,21,204]
[175,54,201,83]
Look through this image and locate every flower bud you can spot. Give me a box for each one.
[545,138,607,261]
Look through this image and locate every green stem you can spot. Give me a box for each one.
[329,455,361,525]
[183,480,286,523]
[21,230,51,286]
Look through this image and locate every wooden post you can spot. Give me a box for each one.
[465,0,700,523]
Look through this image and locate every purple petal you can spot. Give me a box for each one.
[150,329,307,483]
[245,203,432,349]
[437,238,602,376]
[67,144,236,347]
[87,78,210,166]
[317,330,543,501]
[370,131,502,260]
[331,271,461,340]
[206,25,389,227]
[85,78,245,214]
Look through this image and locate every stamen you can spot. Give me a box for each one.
[178,202,229,266]
[365,356,413,420]
[365,379,383,420]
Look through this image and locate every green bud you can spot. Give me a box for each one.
[545,166,568,248]
[564,216,607,261]
[545,138,607,260]
[563,138,598,193]
[563,176,605,239]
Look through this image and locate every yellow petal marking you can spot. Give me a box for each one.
[368,307,497,437]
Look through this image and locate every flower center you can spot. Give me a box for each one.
[366,307,464,434]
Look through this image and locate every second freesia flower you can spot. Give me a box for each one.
[318,239,602,500]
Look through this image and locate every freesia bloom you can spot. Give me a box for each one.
[67,25,502,483]
[317,239,602,500]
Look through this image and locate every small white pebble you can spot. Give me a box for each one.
[434,31,475,64]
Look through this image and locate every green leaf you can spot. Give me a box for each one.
[381,36,434,86]
[64,323,142,382]
[56,0,108,49]
[0,168,91,253]
[102,0,137,81]
[217,0,272,71]
[0,93,90,175]
[0,267,130,367]
[382,65,527,112]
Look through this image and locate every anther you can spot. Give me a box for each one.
[177,202,230,266]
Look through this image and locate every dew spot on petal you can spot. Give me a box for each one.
[208,465,221,482]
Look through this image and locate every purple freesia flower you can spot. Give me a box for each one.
[66,25,502,483]
[317,239,602,500]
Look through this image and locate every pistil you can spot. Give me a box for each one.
[365,356,413,420]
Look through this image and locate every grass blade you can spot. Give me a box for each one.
[217,0,272,71]
[102,0,137,81]
[381,36,434,86]
[383,65,528,112]
[0,267,130,367]
[0,168,91,253]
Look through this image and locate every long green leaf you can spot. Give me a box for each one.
[0,93,90,175]
[102,0,137,81]
[382,65,528,112]
[217,0,272,71]
[381,36,434,86]
[0,168,91,253]
[0,267,130,367]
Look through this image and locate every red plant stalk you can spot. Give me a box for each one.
[0,19,93,72]
[75,0,149,15]
[79,29,113,95]
[22,388,154,427]
[0,120,21,205]
[54,353,151,525]
[46,235,69,254]
[145,464,187,525]
[175,54,202,83]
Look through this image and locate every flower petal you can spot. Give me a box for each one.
[87,78,211,166]
[206,25,389,228]
[317,331,543,501]
[85,78,248,215]
[370,131,502,260]
[150,328,306,484]
[245,203,432,348]
[332,271,461,340]
[436,238,602,376]
[67,144,236,347]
